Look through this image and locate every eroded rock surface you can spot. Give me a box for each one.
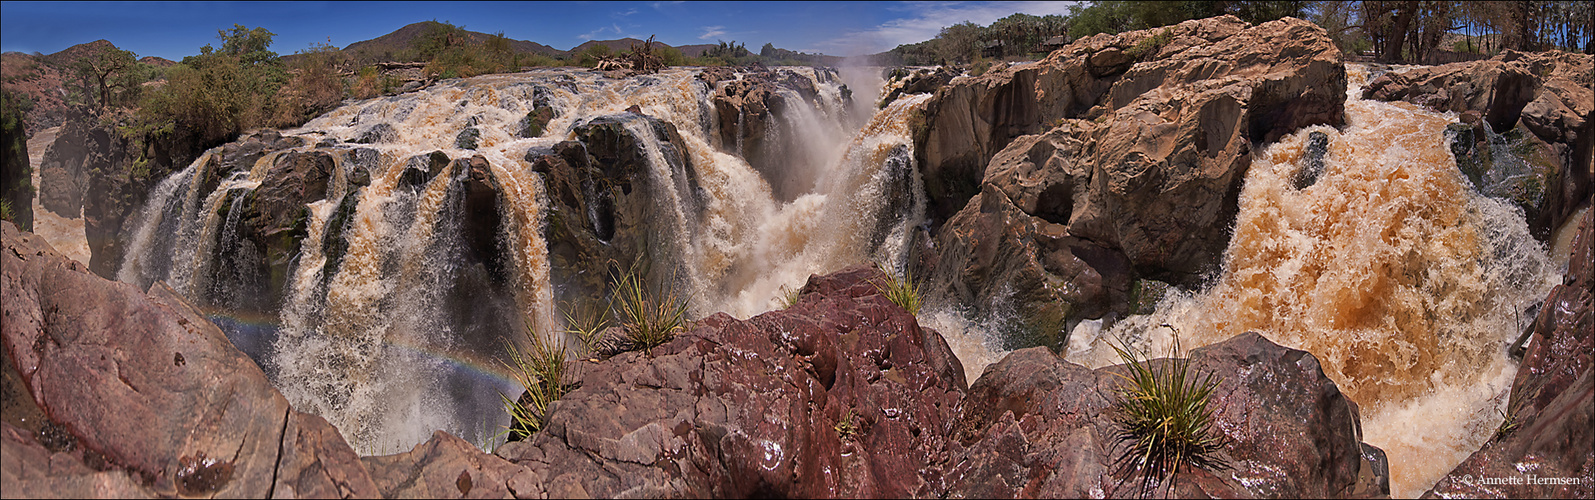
[1366,50,1593,240]
[917,15,1346,341]
[1,221,379,498]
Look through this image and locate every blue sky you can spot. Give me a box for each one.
[1,1,1079,60]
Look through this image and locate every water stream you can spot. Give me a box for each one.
[113,66,1004,452]
[1065,64,1558,497]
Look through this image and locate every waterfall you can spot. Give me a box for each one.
[114,65,960,453]
[1064,64,1559,497]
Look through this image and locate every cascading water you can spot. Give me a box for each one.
[1065,64,1559,497]
[113,65,994,453]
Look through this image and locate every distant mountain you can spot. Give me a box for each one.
[341,21,568,62]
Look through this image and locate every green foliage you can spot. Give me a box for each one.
[0,199,12,223]
[873,262,922,316]
[562,299,612,358]
[612,262,689,354]
[143,24,286,145]
[834,409,859,441]
[885,13,1069,65]
[499,323,574,442]
[272,40,348,127]
[69,44,139,112]
[1124,28,1174,59]
[779,284,803,309]
[1108,327,1225,498]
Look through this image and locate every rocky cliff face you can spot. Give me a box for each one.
[913,16,1346,341]
[3,224,1391,498]
[1365,50,1593,241]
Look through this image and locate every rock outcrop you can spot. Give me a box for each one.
[1423,209,1594,498]
[1366,50,1593,240]
[533,111,701,308]
[916,16,1347,342]
[495,265,968,498]
[3,227,1394,498]
[1,221,380,498]
[701,66,848,201]
[941,332,1389,498]
[43,115,210,278]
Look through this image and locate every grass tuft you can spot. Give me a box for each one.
[612,262,689,354]
[834,409,860,441]
[872,262,922,316]
[1108,325,1226,498]
[562,299,611,359]
[498,323,574,443]
[779,284,803,309]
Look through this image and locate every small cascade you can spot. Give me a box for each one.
[1064,64,1559,497]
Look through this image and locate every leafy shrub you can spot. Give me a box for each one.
[1107,327,1225,497]
[271,41,348,127]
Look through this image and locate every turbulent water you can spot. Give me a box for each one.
[113,66,1006,452]
[1065,65,1558,497]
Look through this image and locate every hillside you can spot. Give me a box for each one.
[341,20,568,62]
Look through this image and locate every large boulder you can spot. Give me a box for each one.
[1423,209,1594,498]
[941,332,1389,498]
[495,265,969,498]
[36,117,91,218]
[1366,50,1593,240]
[919,16,1346,342]
[707,66,845,201]
[1,221,380,498]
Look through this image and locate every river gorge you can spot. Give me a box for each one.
[3,14,1590,499]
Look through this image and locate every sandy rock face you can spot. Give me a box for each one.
[917,16,1346,339]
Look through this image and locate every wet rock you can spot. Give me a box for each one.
[709,67,836,202]
[941,332,1388,498]
[878,66,957,109]
[1294,130,1331,189]
[536,113,700,308]
[1367,50,1592,240]
[497,265,968,498]
[0,222,380,498]
[517,87,558,138]
[455,127,480,150]
[397,150,450,191]
[1425,209,1594,498]
[350,122,396,144]
[233,150,334,316]
[918,16,1345,336]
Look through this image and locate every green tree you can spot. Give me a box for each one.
[217,24,279,66]
[71,45,138,113]
[143,24,286,144]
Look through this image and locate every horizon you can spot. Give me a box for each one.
[0,1,1080,61]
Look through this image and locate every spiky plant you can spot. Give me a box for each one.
[1108,330,1226,498]
[872,262,922,316]
[612,264,688,354]
[779,284,803,309]
[499,324,573,442]
[562,299,611,359]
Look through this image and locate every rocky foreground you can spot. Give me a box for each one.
[5,219,1396,498]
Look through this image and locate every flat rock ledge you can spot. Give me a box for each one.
[4,221,1390,498]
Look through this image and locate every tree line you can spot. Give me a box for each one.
[883,1,1592,66]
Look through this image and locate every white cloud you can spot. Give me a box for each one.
[651,1,683,10]
[811,1,1080,56]
[616,8,638,17]
[699,25,727,40]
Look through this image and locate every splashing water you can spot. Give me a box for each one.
[115,66,1008,453]
[1065,64,1558,497]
